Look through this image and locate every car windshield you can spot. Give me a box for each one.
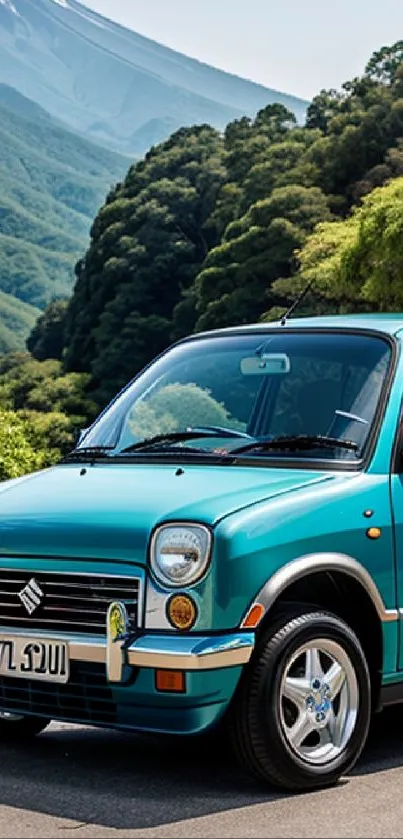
[79,331,392,463]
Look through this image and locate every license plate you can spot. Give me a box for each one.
[0,636,69,683]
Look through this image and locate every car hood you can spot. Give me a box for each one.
[0,462,345,562]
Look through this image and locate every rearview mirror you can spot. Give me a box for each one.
[240,353,291,376]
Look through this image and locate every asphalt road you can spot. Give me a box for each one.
[2,709,403,838]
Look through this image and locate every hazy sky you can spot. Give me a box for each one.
[81,0,403,100]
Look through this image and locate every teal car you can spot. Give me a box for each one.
[1,314,403,791]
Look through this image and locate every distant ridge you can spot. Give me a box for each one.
[0,0,308,154]
[0,83,128,352]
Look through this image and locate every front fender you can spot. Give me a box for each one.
[210,471,395,631]
[239,552,398,628]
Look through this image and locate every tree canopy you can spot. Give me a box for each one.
[63,124,226,405]
[0,353,97,466]
[27,299,69,361]
[277,176,403,314]
[0,410,43,480]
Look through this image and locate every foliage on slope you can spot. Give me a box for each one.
[0,87,128,351]
[63,124,227,404]
[271,175,403,316]
[0,290,40,354]
[0,352,98,477]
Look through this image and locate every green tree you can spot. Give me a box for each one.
[223,104,296,186]
[273,176,403,315]
[128,382,233,439]
[63,125,226,405]
[0,353,96,458]
[365,42,403,84]
[304,65,403,199]
[305,89,346,133]
[27,298,69,360]
[242,138,312,207]
[193,185,331,331]
[266,216,359,319]
[0,410,43,479]
[22,410,74,465]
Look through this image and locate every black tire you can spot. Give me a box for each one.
[229,608,371,791]
[0,713,50,743]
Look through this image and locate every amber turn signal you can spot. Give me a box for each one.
[167,594,197,630]
[367,527,381,540]
[242,602,265,628]
[155,669,186,693]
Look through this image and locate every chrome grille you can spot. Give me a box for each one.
[0,570,141,635]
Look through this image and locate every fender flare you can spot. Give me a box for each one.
[241,552,398,627]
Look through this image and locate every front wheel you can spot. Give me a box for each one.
[230,609,371,791]
[0,712,50,743]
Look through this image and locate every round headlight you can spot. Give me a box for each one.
[151,524,212,587]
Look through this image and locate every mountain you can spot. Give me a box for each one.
[0,0,308,155]
[0,83,128,351]
[0,290,40,355]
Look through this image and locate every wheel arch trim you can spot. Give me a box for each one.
[240,552,398,627]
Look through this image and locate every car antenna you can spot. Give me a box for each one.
[280,280,314,326]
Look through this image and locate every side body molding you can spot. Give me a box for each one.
[241,553,398,626]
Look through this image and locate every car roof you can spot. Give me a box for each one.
[193,313,403,339]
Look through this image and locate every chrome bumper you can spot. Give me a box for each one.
[76,630,254,680]
[0,601,255,683]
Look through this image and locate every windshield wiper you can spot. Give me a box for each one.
[62,446,115,463]
[118,427,252,455]
[189,425,252,439]
[230,435,359,456]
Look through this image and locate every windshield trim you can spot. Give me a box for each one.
[76,327,397,472]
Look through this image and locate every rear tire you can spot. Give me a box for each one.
[230,609,371,791]
[0,713,50,742]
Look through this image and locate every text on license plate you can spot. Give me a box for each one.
[0,636,69,683]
